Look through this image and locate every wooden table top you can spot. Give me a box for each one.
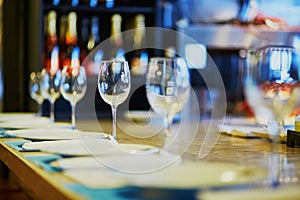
[1,117,300,199]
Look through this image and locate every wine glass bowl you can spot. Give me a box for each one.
[145,57,190,136]
[98,60,131,140]
[29,71,44,116]
[244,46,300,137]
[60,65,87,130]
[40,68,62,121]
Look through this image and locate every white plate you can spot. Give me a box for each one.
[124,110,162,122]
[55,151,181,187]
[6,128,107,141]
[0,112,38,122]
[22,139,159,156]
[130,161,268,189]
[58,160,267,189]
[54,150,180,172]
[124,110,181,123]
[0,119,71,129]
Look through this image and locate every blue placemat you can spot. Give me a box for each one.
[0,128,9,138]
[4,141,27,151]
[66,184,198,200]
[25,155,63,172]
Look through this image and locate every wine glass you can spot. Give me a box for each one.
[60,65,87,130]
[244,45,300,185]
[244,46,300,138]
[29,71,44,116]
[145,57,190,137]
[40,68,62,122]
[97,60,131,141]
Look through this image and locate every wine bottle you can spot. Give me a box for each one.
[130,14,148,75]
[109,14,125,61]
[61,12,80,68]
[79,17,89,64]
[44,10,60,72]
[86,16,103,75]
[87,16,101,52]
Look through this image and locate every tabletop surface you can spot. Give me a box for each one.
[1,114,300,199]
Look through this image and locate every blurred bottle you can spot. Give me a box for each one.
[69,0,79,6]
[79,17,89,64]
[86,16,103,75]
[89,0,98,7]
[109,14,125,61]
[130,14,148,75]
[105,0,114,8]
[87,16,101,52]
[60,12,80,68]
[59,14,67,68]
[43,10,60,72]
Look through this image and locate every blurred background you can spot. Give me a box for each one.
[1,0,300,120]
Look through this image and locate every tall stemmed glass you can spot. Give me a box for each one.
[40,68,62,122]
[244,45,300,186]
[146,57,190,137]
[98,60,131,141]
[60,66,87,130]
[29,71,44,116]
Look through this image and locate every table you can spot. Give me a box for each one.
[1,117,300,199]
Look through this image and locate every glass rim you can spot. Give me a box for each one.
[149,57,185,61]
[99,59,128,64]
[248,45,295,54]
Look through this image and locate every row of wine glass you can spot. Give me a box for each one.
[29,56,191,142]
[29,65,87,130]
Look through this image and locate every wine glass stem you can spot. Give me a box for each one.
[267,119,283,187]
[111,105,117,140]
[50,101,55,122]
[164,115,173,137]
[71,103,76,130]
[38,103,43,117]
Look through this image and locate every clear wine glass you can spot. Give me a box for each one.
[40,68,62,122]
[244,45,300,185]
[244,46,300,138]
[29,71,44,116]
[60,65,87,130]
[98,60,131,141]
[145,57,190,137]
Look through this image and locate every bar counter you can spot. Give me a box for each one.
[1,114,300,199]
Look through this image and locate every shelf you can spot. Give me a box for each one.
[177,24,298,50]
[44,4,156,14]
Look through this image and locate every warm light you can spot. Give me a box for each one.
[71,46,80,68]
[50,46,59,75]
[220,171,237,182]
[71,46,80,76]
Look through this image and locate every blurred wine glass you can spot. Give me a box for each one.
[145,57,190,137]
[60,65,87,130]
[40,68,62,122]
[244,45,300,186]
[29,71,44,116]
[244,46,300,138]
[98,60,131,141]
